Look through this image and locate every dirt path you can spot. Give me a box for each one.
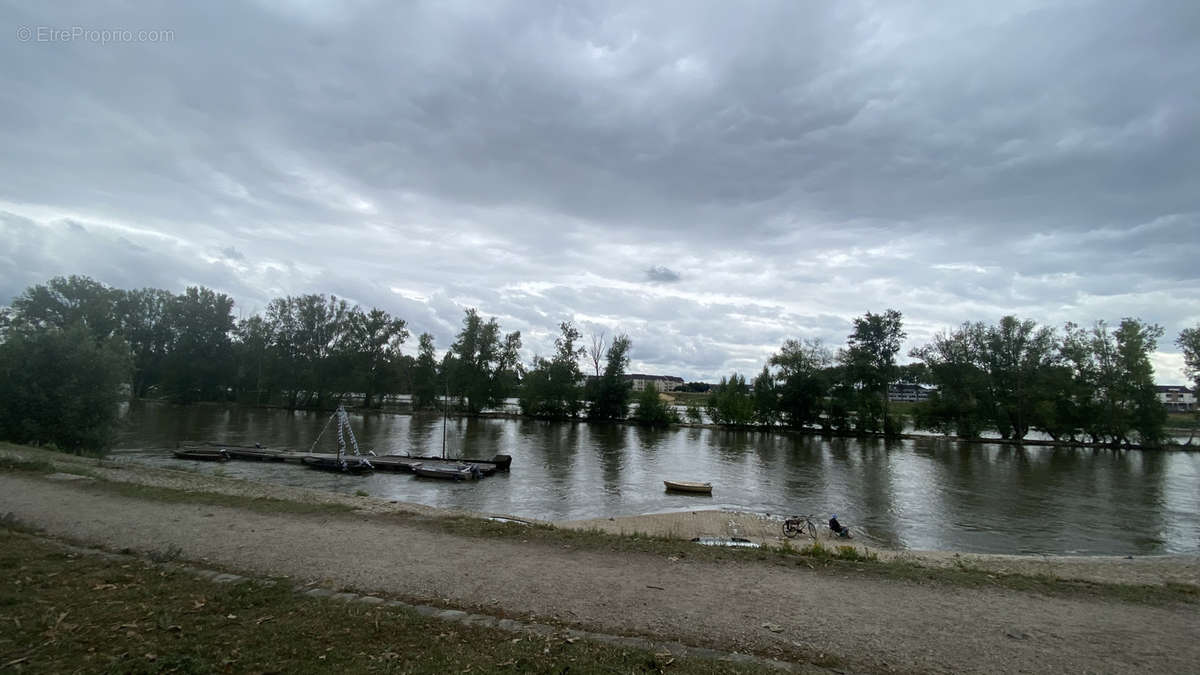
[2,473,1196,674]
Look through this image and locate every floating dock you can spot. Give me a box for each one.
[176,443,509,476]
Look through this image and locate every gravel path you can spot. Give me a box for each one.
[3,472,1197,674]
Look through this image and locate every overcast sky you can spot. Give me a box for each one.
[2,1,1197,383]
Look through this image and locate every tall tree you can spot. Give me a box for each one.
[10,275,122,340]
[769,338,831,429]
[0,324,130,453]
[976,316,1059,440]
[586,334,633,421]
[706,373,755,426]
[161,286,235,402]
[116,287,175,398]
[263,294,353,409]
[587,331,607,377]
[520,321,586,419]
[447,308,521,414]
[1179,325,1200,393]
[233,314,274,405]
[842,309,906,434]
[346,307,408,408]
[751,366,778,425]
[411,333,440,410]
[911,325,990,438]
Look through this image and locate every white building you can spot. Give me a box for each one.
[626,374,684,392]
[1156,385,1196,412]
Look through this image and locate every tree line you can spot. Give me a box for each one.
[1,275,1196,452]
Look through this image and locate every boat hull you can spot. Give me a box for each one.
[301,455,374,475]
[172,449,229,462]
[663,480,712,494]
[412,463,477,480]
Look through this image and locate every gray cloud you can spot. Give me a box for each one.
[645,265,681,283]
[1,1,1198,382]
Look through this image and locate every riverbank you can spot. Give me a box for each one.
[3,443,1199,673]
[6,442,1197,589]
[143,398,1199,452]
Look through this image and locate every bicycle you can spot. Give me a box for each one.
[781,515,820,539]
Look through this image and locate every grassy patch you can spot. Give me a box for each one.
[78,481,356,516]
[0,530,775,674]
[0,455,57,473]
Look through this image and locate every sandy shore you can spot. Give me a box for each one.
[556,509,1200,587]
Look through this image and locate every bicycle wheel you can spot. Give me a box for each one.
[782,520,801,538]
[803,520,820,540]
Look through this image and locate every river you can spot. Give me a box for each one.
[112,402,1200,556]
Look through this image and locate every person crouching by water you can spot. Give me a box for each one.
[829,514,851,538]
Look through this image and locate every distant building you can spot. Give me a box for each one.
[888,382,933,403]
[1156,385,1196,412]
[626,374,684,392]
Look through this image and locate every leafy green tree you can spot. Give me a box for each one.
[1058,319,1165,446]
[841,309,906,435]
[911,326,989,438]
[520,321,587,419]
[411,333,441,410]
[585,334,633,421]
[705,373,755,426]
[9,275,122,340]
[751,366,778,425]
[346,307,408,408]
[1178,325,1200,393]
[632,383,677,427]
[161,287,235,402]
[769,338,831,429]
[447,309,521,414]
[117,288,175,398]
[262,294,354,409]
[974,316,1059,440]
[0,324,130,453]
[232,314,274,405]
[1114,319,1166,446]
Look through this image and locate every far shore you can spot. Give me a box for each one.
[131,397,1199,452]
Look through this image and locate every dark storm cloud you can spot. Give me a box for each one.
[1,0,1198,381]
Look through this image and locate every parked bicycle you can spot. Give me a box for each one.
[781,514,819,539]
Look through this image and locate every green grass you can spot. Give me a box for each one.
[0,529,777,674]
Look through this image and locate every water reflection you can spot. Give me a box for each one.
[113,402,1200,555]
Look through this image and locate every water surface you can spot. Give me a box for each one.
[113,402,1200,556]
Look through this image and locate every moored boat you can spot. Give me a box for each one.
[412,462,480,480]
[663,480,713,494]
[301,454,374,475]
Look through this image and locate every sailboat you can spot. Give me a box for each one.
[301,405,374,475]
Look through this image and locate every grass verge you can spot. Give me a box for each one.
[0,529,775,674]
